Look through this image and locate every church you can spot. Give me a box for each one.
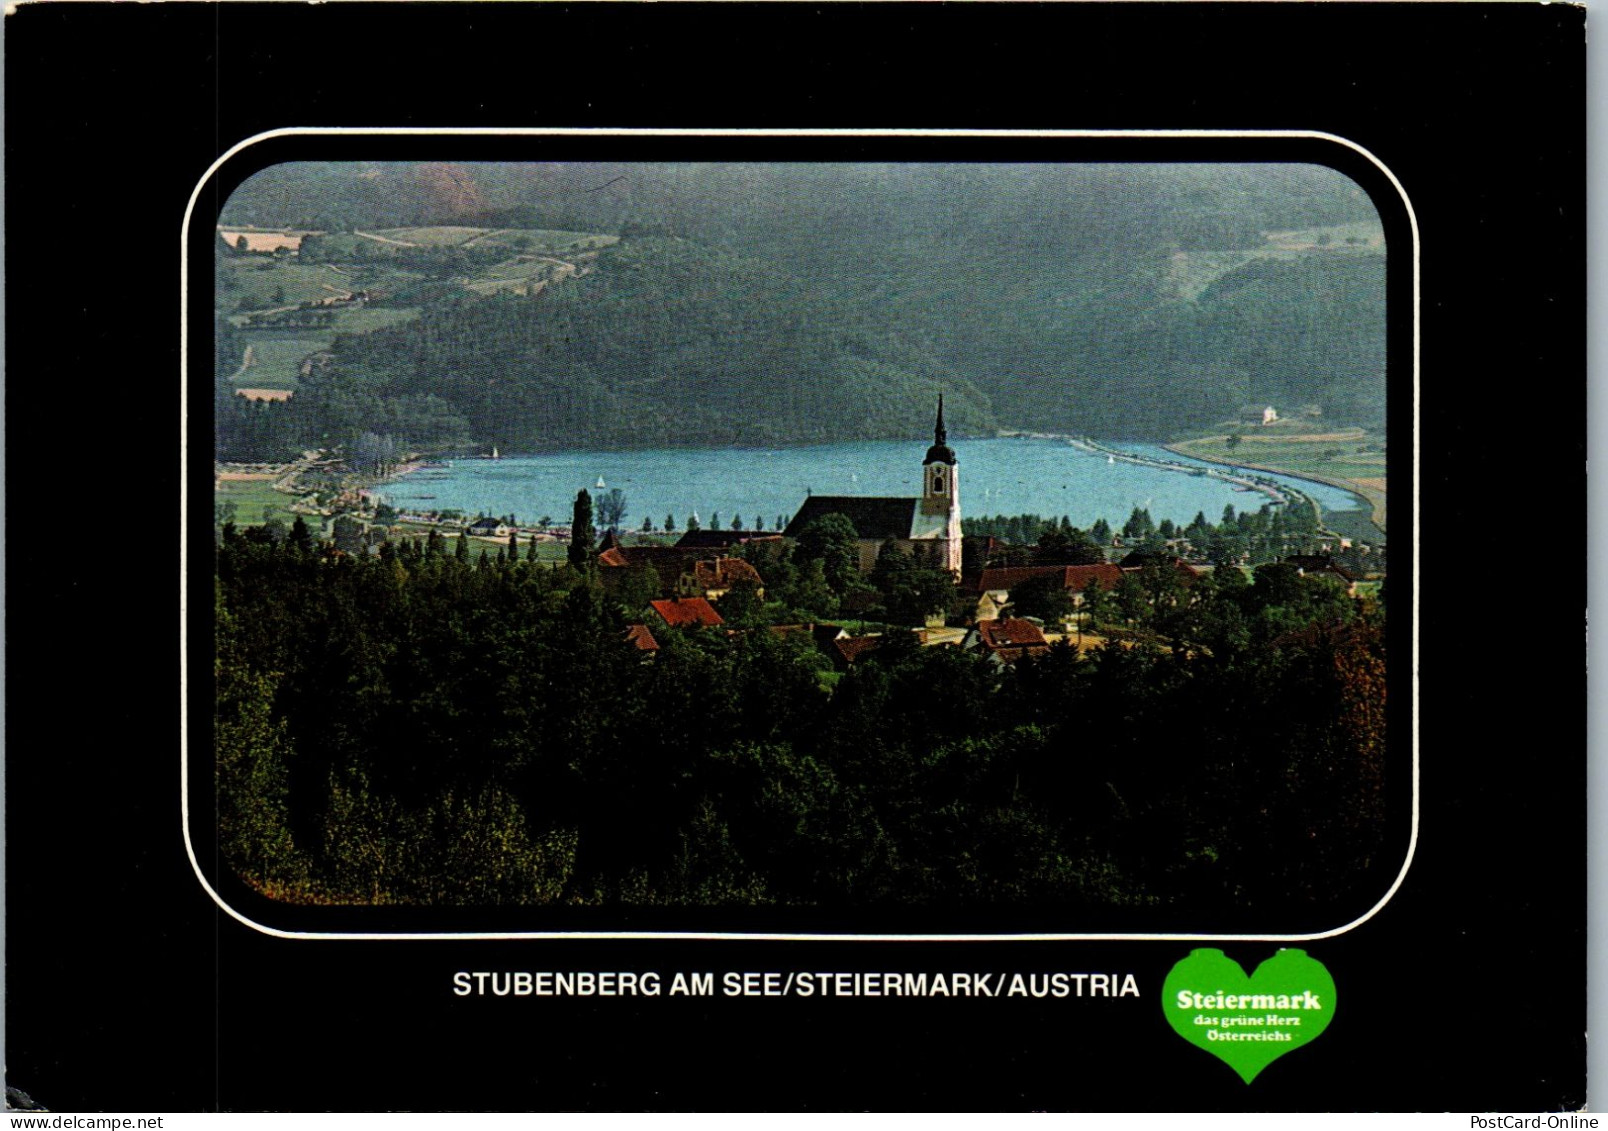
[783,396,964,575]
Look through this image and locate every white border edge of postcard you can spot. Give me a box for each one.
[181,126,1419,943]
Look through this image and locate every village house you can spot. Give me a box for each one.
[962,616,1051,667]
[974,563,1127,615]
[598,535,765,602]
[624,624,661,654]
[685,557,765,601]
[649,596,725,630]
[1282,553,1360,594]
[972,557,1199,621]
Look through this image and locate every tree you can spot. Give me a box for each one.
[641,516,655,534]
[665,513,677,533]
[1009,572,1076,625]
[596,488,628,533]
[508,528,521,561]
[731,513,744,531]
[716,577,764,623]
[1122,506,1156,540]
[1034,526,1105,566]
[1114,573,1150,626]
[1078,580,1115,631]
[1090,517,1112,544]
[794,513,861,594]
[332,515,364,554]
[569,489,596,568]
[215,657,307,894]
[688,514,701,532]
[234,235,249,254]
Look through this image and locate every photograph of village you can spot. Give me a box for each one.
[209,160,1393,927]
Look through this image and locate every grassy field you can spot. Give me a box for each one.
[466,275,542,296]
[365,227,620,254]
[478,257,558,281]
[374,226,485,247]
[215,477,301,525]
[1180,433,1386,482]
[1164,223,1384,301]
[219,260,354,309]
[330,305,420,334]
[230,336,328,389]
[1170,428,1388,532]
[468,229,618,255]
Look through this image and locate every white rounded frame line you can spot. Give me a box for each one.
[182,127,1419,942]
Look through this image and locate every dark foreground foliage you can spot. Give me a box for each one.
[214,530,1386,914]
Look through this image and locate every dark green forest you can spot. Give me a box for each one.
[216,162,1386,459]
[215,523,1387,917]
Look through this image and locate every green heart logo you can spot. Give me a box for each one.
[1162,948,1337,1084]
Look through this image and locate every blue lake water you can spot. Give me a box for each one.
[377,437,1365,531]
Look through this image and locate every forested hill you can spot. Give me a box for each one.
[315,236,995,450]
[217,163,1386,456]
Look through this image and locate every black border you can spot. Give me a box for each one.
[7,1,1583,1112]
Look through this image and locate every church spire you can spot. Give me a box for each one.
[924,393,957,466]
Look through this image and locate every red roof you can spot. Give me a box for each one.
[624,624,660,652]
[834,635,883,665]
[1067,563,1128,592]
[649,597,725,628]
[975,617,1050,651]
[597,546,630,567]
[692,557,763,590]
[976,563,1124,594]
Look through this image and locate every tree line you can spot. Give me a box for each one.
[215,514,1388,918]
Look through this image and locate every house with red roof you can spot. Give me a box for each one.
[649,596,725,629]
[624,624,661,653]
[961,616,1051,665]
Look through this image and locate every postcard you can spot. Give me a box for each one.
[4,2,1586,1113]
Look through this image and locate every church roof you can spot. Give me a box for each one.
[674,530,782,549]
[783,496,919,541]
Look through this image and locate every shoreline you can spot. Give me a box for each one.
[1163,439,1386,535]
[361,457,433,497]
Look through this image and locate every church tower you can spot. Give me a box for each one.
[920,395,963,574]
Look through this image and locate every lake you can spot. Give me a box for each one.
[376,436,1365,532]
